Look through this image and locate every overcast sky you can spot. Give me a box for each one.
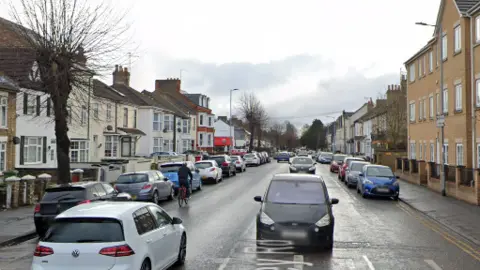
[0,0,439,127]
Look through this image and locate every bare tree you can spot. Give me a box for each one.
[270,121,285,148]
[384,90,407,150]
[236,92,268,151]
[8,0,132,183]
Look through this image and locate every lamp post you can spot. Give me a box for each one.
[229,88,239,152]
[415,21,446,196]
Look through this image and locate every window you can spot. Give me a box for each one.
[123,108,128,127]
[424,143,427,160]
[443,88,448,113]
[418,59,422,77]
[25,94,36,115]
[133,110,137,128]
[104,135,118,157]
[422,99,426,119]
[443,144,449,164]
[164,115,173,131]
[208,117,212,126]
[476,80,480,107]
[436,93,440,115]
[106,104,112,121]
[207,134,212,146]
[477,144,480,168]
[153,137,162,152]
[121,137,134,157]
[24,137,43,164]
[81,105,87,125]
[436,44,440,67]
[423,55,426,75]
[455,84,462,111]
[266,180,326,204]
[419,144,423,160]
[476,16,480,42]
[199,133,204,146]
[454,25,461,52]
[0,97,7,128]
[0,142,5,171]
[182,140,188,153]
[70,140,89,162]
[163,139,173,152]
[442,34,447,60]
[409,64,415,82]
[429,96,434,118]
[410,143,416,159]
[153,113,162,131]
[430,143,434,162]
[200,115,204,125]
[429,51,433,72]
[92,103,99,119]
[419,100,423,120]
[456,144,464,165]
[409,102,415,121]
[182,119,188,133]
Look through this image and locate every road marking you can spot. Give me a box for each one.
[217,258,230,270]
[217,220,255,270]
[424,259,443,270]
[293,255,304,270]
[346,258,356,269]
[362,255,375,270]
[397,204,480,261]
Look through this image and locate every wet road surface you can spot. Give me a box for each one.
[1,162,480,269]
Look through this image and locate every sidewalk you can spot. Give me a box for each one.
[399,180,480,246]
[0,206,36,247]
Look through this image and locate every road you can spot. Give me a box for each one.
[1,162,480,269]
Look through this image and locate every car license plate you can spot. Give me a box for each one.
[376,188,389,193]
[281,230,307,239]
[202,176,207,180]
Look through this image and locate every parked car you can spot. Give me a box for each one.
[34,181,121,237]
[318,152,333,164]
[195,160,223,184]
[345,161,370,188]
[158,162,203,194]
[262,152,271,163]
[209,155,237,177]
[231,148,247,157]
[357,165,400,200]
[330,154,347,173]
[338,157,365,181]
[231,155,247,172]
[256,152,266,164]
[32,202,187,269]
[253,174,339,249]
[276,152,290,162]
[244,153,261,166]
[289,156,316,174]
[114,170,176,203]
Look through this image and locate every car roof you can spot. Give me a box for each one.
[334,154,347,156]
[346,157,364,160]
[272,173,324,182]
[56,201,157,219]
[364,164,390,169]
[46,181,99,189]
[350,161,370,164]
[196,160,214,163]
[120,171,153,175]
[160,162,184,166]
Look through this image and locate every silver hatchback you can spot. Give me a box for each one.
[113,170,175,204]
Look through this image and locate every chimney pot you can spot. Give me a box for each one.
[115,65,119,72]
[124,67,128,72]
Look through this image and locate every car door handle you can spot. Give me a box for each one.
[146,239,152,243]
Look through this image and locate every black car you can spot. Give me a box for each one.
[210,155,237,177]
[33,181,119,237]
[289,157,316,174]
[254,174,339,249]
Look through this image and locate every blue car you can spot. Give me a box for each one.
[318,153,333,164]
[357,165,399,200]
[159,162,202,195]
[276,152,290,163]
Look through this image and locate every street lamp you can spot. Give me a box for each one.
[229,88,239,152]
[415,21,446,196]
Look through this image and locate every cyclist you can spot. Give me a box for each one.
[177,162,192,199]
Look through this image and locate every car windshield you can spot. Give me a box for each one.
[195,162,213,169]
[42,189,85,201]
[366,167,394,178]
[159,164,182,173]
[334,155,346,161]
[244,154,255,159]
[292,158,313,165]
[43,218,124,243]
[322,153,333,158]
[279,152,289,156]
[116,173,148,184]
[347,159,363,166]
[350,163,367,172]
[266,180,325,204]
[231,156,240,160]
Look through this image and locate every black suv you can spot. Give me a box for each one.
[34,181,119,237]
[210,155,237,177]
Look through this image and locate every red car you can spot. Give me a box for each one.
[338,157,365,181]
[330,154,347,173]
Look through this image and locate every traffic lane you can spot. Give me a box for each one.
[0,238,37,270]
[316,164,480,269]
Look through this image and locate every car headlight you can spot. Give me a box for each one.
[364,179,373,185]
[392,181,399,186]
[309,166,315,171]
[260,212,274,225]
[290,166,297,170]
[315,215,331,227]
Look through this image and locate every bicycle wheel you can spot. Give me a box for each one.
[178,189,185,207]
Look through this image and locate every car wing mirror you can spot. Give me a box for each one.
[254,196,263,202]
[172,217,183,224]
[331,198,339,204]
[164,177,169,181]
[359,173,364,177]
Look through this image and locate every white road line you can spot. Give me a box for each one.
[425,259,443,270]
[362,255,375,270]
[216,220,256,270]
[293,254,304,270]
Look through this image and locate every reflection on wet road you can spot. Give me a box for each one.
[1,162,480,269]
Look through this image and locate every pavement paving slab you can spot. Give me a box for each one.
[0,206,36,247]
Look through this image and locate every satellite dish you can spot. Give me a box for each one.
[106,125,113,131]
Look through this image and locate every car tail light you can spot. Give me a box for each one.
[142,184,152,190]
[236,161,241,164]
[34,245,54,257]
[222,162,228,166]
[78,200,91,205]
[99,244,135,257]
[114,185,119,191]
[209,168,215,172]
[332,161,337,165]
[34,203,40,213]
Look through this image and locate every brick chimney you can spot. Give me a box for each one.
[112,65,130,86]
[154,78,181,93]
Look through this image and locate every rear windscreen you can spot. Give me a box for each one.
[195,162,212,169]
[351,163,367,171]
[117,174,149,183]
[244,154,255,158]
[159,164,182,173]
[267,180,326,204]
[211,157,225,164]
[334,155,346,161]
[42,189,85,201]
[42,218,124,243]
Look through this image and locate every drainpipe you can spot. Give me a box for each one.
[87,77,91,140]
[469,14,477,169]
[173,115,177,152]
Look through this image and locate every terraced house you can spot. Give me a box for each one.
[405,0,480,204]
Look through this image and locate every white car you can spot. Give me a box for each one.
[244,153,261,166]
[230,155,246,172]
[195,160,223,184]
[32,202,187,270]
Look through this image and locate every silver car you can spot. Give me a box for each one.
[113,170,175,204]
[231,155,247,172]
[345,161,370,188]
[244,153,261,166]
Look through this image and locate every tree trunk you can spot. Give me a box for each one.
[249,124,255,151]
[53,96,71,184]
[257,127,262,149]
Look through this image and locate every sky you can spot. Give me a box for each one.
[0,0,440,127]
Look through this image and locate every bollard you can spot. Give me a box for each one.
[36,173,52,202]
[71,169,84,183]
[5,176,21,208]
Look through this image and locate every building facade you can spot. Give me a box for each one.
[0,74,18,172]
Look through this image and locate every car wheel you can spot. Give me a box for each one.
[356,187,360,194]
[175,234,187,266]
[168,187,175,200]
[197,180,202,191]
[362,193,368,199]
[140,259,151,270]
[393,195,399,201]
[152,191,159,205]
[324,235,334,250]
[233,168,237,176]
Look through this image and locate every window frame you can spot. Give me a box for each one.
[443,88,448,113]
[429,96,434,118]
[409,102,415,122]
[429,51,433,72]
[456,143,464,166]
[455,84,462,111]
[153,137,162,153]
[442,34,448,60]
[70,140,89,163]
[123,107,128,127]
[430,143,434,162]
[454,25,461,53]
[104,135,119,158]
[0,96,7,128]
[0,142,6,171]
[153,112,162,131]
[23,136,43,164]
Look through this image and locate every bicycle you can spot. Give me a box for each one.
[178,185,189,207]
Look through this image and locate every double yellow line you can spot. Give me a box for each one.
[397,203,480,261]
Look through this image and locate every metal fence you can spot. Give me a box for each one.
[403,159,410,171]
[411,160,418,173]
[459,167,475,187]
[446,165,456,182]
